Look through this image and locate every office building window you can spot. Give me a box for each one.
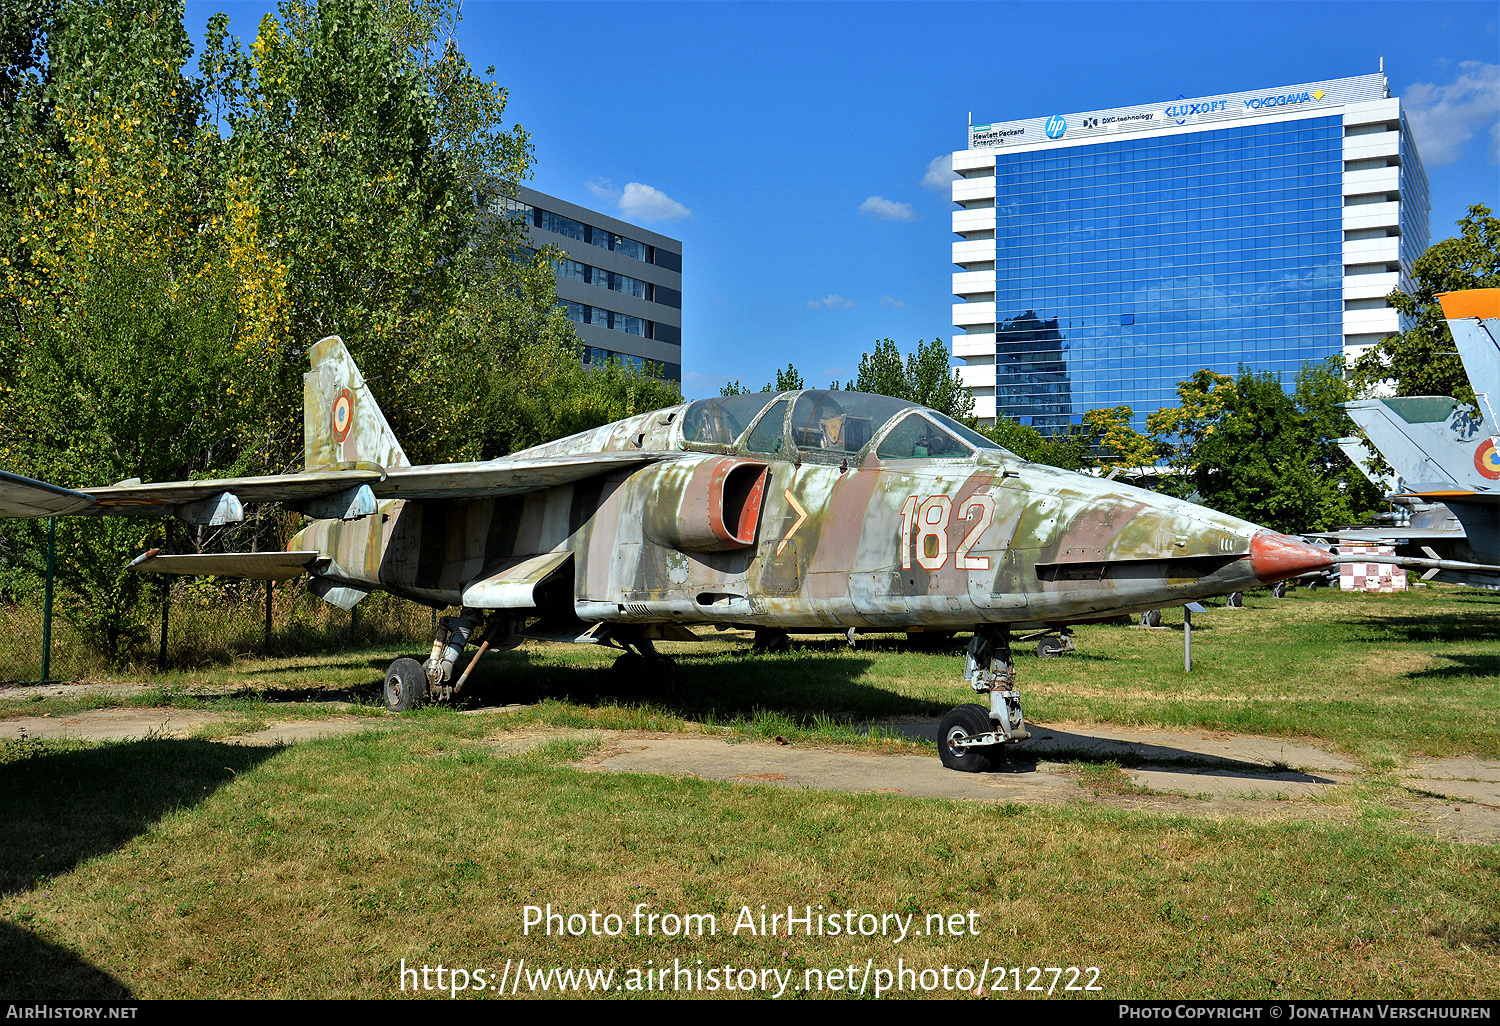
[987,117,1345,433]
[541,210,588,242]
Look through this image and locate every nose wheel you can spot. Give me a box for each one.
[939,704,1001,772]
[938,625,1029,772]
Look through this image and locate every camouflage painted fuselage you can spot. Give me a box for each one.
[290,392,1285,631]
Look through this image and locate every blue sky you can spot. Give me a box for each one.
[186,1,1500,399]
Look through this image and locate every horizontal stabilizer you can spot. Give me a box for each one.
[1307,525,1468,543]
[1343,397,1495,496]
[127,549,321,580]
[0,470,96,517]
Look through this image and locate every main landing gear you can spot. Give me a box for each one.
[383,609,522,712]
[608,635,680,693]
[938,625,1030,773]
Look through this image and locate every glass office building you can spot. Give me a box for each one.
[951,73,1428,432]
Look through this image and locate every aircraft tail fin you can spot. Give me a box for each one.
[1441,290,1500,432]
[303,336,409,472]
[1342,396,1491,493]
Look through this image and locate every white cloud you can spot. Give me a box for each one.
[618,182,692,222]
[585,177,621,203]
[1403,61,1500,166]
[858,195,917,221]
[807,294,855,309]
[881,294,906,309]
[921,153,957,193]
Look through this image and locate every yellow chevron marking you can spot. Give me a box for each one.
[777,489,809,557]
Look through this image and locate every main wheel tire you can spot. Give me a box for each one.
[1037,636,1065,658]
[1272,580,1288,599]
[938,704,1001,773]
[384,657,426,712]
[1141,609,1163,628]
[609,652,648,688]
[1225,591,1244,608]
[647,652,681,695]
[753,629,791,654]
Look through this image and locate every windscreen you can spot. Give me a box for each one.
[681,393,779,446]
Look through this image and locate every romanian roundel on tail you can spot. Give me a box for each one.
[303,336,409,472]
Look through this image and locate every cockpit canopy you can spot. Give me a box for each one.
[680,390,1015,463]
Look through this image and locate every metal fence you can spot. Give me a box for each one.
[1,533,439,684]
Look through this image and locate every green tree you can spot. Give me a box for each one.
[976,417,1095,470]
[717,364,804,397]
[1146,369,1238,486]
[1350,205,1500,406]
[850,338,974,420]
[850,339,908,399]
[1171,363,1379,534]
[197,0,538,461]
[1082,405,1154,475]
[0,0,257,657]
[1,0,660,662]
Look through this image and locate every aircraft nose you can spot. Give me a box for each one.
[1248,530,1334,583]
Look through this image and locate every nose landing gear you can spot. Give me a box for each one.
[938,625,1030,772]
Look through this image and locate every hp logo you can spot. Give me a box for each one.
[1044,115,1067,139]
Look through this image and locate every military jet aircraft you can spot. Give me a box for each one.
[1318,290,1500,587]
[0,336,1333,771]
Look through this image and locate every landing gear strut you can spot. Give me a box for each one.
[938,625,1030,773]
[383,609,521,711]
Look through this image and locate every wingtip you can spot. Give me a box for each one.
[1438,289,1500,321]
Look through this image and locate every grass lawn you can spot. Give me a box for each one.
[1,585,1498,999]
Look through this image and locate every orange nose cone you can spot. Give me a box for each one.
[1249,531,1335,583]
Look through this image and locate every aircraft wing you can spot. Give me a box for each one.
[0,470,97,517]
[75,469,385,515]
[0,452,684,521]
[371,451,686,500]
